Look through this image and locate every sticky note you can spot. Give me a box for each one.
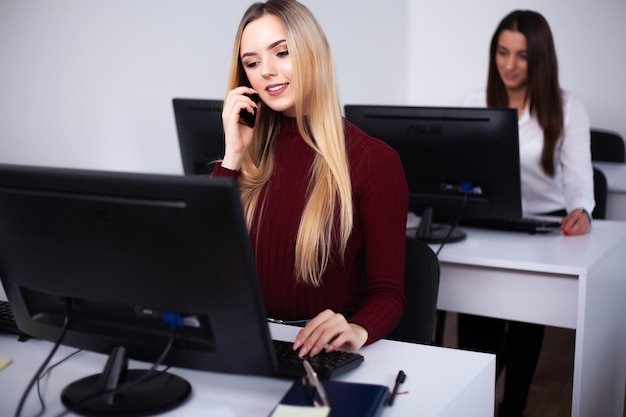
[0,358,12,372]
[270,404,330,417]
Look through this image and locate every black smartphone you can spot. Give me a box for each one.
[239,92,259,128]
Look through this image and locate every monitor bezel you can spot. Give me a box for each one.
[0,163,277,377]
[344,104,522,224]
[173,98,225,176]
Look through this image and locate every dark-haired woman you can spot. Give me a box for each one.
[459,10,594,417]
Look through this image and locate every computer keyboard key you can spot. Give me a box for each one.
[461,217,562,234]
[272,339,364,380]
[0,300,22,335]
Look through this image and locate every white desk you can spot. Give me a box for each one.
[0,324,495,417]
[594,161,626,221]
[434,219,626,417]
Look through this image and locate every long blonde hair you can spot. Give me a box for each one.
[226,0,352,286]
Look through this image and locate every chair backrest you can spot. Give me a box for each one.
[386,236,440,345]
[592,167,608,220]
[590,129,625,163]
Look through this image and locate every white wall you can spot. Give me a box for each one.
[409,0,626,136]
[0,0,623,174]
[0,0,407,174]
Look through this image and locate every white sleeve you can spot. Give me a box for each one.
[559,93,595,215]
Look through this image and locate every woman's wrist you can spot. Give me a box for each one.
[348,323,369,349]
[220,152,244,171]
[576,207,592,223]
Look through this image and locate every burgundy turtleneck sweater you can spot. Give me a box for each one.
[213,118,408,344]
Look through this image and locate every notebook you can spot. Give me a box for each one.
[273,379,389,417]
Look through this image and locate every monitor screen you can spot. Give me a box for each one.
[344,105,521,242]
[0,163,276,415]
[172,98,224,175]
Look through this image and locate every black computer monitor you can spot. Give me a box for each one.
[0,163,276,416]
[172,98,225,175]
[345,105,521,243]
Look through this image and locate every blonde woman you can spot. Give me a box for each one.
[214,0,408,357]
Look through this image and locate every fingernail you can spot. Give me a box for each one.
[563,230,569,236]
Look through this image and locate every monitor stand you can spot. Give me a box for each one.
[61,346,191,416]
[413,207,466,244]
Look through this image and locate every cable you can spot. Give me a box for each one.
[432,191,470,347]
[13,298,72,417]
[435,190,469,256]
[52,331,176,417]
[16,302,177,417]
[33,349,83,417]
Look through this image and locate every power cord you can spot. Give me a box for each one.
[14,298,72,417]
[435,189,469,256]
[33,349,83,417]
[14,299,177,417]
[52,323,177,417]
[432,188,470,346]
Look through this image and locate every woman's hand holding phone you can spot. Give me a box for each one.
[221,87,259,170]
[239,92,259,128]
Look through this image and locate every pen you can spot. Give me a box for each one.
[388,370,406,406]
[303,359,330,407]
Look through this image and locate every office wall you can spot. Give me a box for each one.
[0,0,623,174]
[409,0,626,136]
[0,0,407,174]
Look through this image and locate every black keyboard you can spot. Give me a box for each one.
[461,217,562,234]
[0,299,22,335]
[272,339,364,380]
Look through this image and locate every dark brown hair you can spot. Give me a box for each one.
[487,10,563,177]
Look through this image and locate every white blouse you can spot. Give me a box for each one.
[464,90,595,216]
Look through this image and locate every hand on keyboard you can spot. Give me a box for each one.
[272,339,364,379]
[292,309,368,358]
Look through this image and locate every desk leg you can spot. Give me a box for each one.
[572,242,626,417]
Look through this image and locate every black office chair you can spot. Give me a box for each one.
[590,128,625,163]
[386,236,440,345]
[592,167,608,220]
